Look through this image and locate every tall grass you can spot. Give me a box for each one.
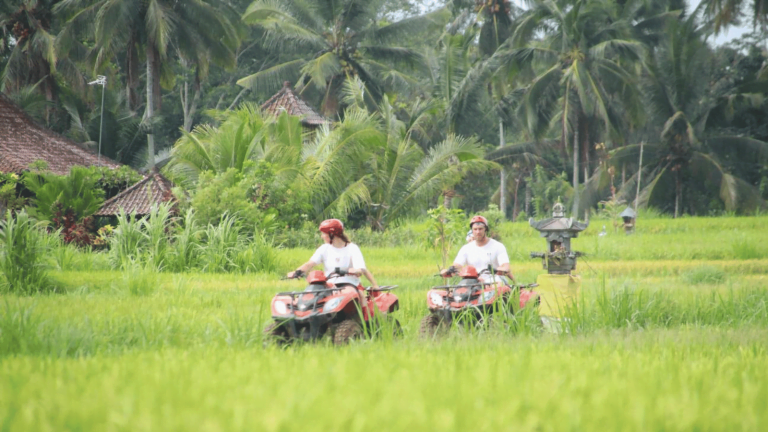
[166,208,201,272]
[0,210,50,294]
[109,208,145,269]
[141,203,173,270]
[201,213,241,273]
[105,208,279,274]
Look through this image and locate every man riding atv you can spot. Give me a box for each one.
[441,215,511,281]
[421,215,537,336]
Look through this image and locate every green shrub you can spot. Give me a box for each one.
[731,237,764,260]
[682,265,728,285]
[425,206,467,267]
[115,260,159,296]
[191,169,262,229]
[0,210,50,294]
[233,231,281,274]
[23,166,105,223]
[0,172,26,212]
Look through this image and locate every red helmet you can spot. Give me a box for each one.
[319,219,344,236]
[469,215,488,230]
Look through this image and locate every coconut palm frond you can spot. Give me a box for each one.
[369,6,451,44]
[322,176,371,217]
[236,59,305,92]
[706,135,768,164]
[360,46,424,69]
[301,52,342,92]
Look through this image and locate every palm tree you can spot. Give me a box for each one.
[485,0,646,216]
[301,78,496,227]
[1,0,85,120]
[165,104,303,188]
[611,14,768,216]
[237,0,450,117]
[700,0,768,34]
[56,0,240,167]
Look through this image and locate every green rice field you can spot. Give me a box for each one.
[2,216,768,431]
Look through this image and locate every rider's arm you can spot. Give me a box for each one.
[496,243,511,275]
[286,260,317,278]
[441,244,469,276]
[349,267,378,288]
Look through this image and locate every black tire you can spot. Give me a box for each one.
[263,322,289,347]
[419,314,447,339]
[333,319,364,345]
[389,317,403,338]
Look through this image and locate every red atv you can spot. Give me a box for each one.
[264,268,400,345]
[419,265,539,337]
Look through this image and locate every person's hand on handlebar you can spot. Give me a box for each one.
[286,269,305,279]
[440,266,458,277]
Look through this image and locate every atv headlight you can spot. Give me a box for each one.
[323,297,343,313]
[482,290,495,302]
[274,301,288,315]
[429,292,444,306]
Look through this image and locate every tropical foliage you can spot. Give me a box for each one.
[1,0,767,223]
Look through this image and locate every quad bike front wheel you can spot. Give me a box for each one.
[263,322,289,347]
[333,319,364,345]
[388,317,403,338]
[419,313,448,339]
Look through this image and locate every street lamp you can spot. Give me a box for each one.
[87,75,107,164]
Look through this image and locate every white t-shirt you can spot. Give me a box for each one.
[453,238,510,282]
[310,243,367,286]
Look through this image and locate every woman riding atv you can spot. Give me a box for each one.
[287,219,378,312]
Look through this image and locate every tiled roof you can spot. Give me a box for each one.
[94,171,177,216]
[0,93,121,175]
[260,81,327,126]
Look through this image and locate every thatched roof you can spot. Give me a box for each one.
[94,171,177,217]
[261,81,327,127]
[0,93,121,175]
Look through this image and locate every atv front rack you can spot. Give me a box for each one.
[276,287,347,297]
[431,282,496,290]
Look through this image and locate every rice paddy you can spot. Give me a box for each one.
[1,216,767,431]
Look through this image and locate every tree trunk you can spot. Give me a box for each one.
[145,45,157,169]
[571,114,580,217]
[512,176,521,221]
[150,47,162,111]
[674,168,681,218]
[443,191,453,209]
[126,34,140,110]
[621,163,626,189]
[181,72,201,132]
[525,181,531,215]
[583,126,590,186]
[499,119,506,218]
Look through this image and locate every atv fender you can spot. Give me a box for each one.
[374,292,399,313]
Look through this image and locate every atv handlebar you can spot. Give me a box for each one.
[281,269,306,280]
[283,267,356,281]
[366,285,398,292]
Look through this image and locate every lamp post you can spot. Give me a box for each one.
[87,75,107,164]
